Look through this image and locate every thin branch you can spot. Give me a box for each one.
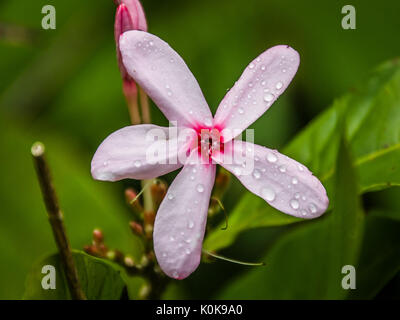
[31,142,86,300]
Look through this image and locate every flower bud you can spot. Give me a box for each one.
[114,1,147,87]
[125,187,144,216]
[129,221,144,237]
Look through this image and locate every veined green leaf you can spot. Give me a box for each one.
[23,250,125,300]
[205,59,400,252]
[218,138,364,299]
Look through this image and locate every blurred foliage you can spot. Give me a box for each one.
[23,250,126,300]
[0,0,399,299]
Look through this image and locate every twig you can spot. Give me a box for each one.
[31,142,86,300]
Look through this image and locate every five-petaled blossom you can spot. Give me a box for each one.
[91,30,329,279]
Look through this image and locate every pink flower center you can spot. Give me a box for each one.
[193,127,224,162]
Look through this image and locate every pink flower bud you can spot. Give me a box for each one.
[114,1,147,96]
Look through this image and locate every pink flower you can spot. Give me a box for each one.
[91,31,329,279]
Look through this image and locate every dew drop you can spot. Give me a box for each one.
[292,177,298,185]
[134,160,142,168]
[103,161,108,166]
[234,167,242,176]
[170,58,174,63]
[261,81,266,86]
[264,93,274,102]
[267,152,277,163]
[172,271,179,279]
[185,249,191,255]
[309,203,317,214]
[162,252,167,257]
[294,192,300,199]
[238,107,244,114]
[248,82,253,87]
[167,193,174,200]
[298,165,304,171]
[252,169,261,179]
[169,236,175,241]
[261,187,276,201]
[190,175,195,181]
[204,118,213,127]
[196,184,204,193]
[249,63,255,69]
[290,199,299,210]
[276,81,283,90]
[261,65,266,70]
[300,210,308,216]
[279,165,286,173]
[282,69,287,73]
[187,220,194,229]
[185,238,192,244]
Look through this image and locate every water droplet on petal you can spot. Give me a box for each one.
[187,220,194,229]
[167,193,174,200]
[264,93,274,102]
[261,65,266,70]
[172,271,179,279]
[300,209,308,216]
[170,58,174,63]
[196,184,204,193]
[185,249,191,255]
[279,165,286,173]
[252,169,261,179]
[234,167,242,176]
[185,238,192,244]
[295,192,300,199]
[309,203,317,214]
[238,107,244,114]
[292,177,298,185]
[298,165,304,171]
[276,81,283,90]
[249,63,255,69]
[162,252,167,257]
[103,161,108,166]
[134,160,142,168]
[169,236,175,241]
[261,187,275,201]
[267,152,277,163]
[290,199,299,209]
[204,118,213,127]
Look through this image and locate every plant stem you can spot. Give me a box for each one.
[139,86,151,124]
[31,142,86,300]
[138,87,154,213]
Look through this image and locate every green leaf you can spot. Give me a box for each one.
[348,214,400,299]
[23,250,125,300]
[285,59,400,194]
[205,58,400,253]
[203,193,300,252]
[218,138,364,299]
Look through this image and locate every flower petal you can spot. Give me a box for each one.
[91,124,196,181]
[153,152,216,279]
[119,31,213,128]
[214,45,300,142]
[213,141,328,218]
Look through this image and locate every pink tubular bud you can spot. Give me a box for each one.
[114,1,147,84]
